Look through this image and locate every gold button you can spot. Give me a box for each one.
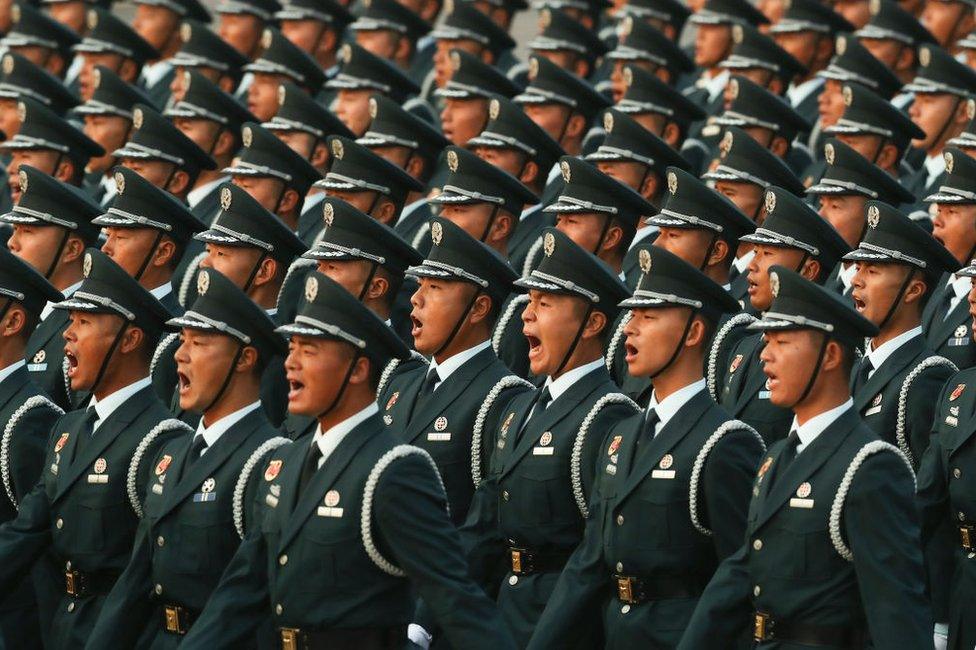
[275,604,283,615]
[157,536,165,547]
[753,585,761,597]
[154,584,162,595]
[502,491,510,501]
[67,602,75,612]
[615,561,623,572]
[752,539,762,551]
[508,575,518,586]
[621,605,631,614]
[954,468,962,479]
[279,554,288,566]
[616,514,624,526]
[56,518,63,530]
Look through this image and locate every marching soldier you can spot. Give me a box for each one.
[520,7,606,84]
[2,166,102,411]
[1,2,80,79]
[434,49,521,147]
[180,272,518,650]
[449,229,638,648]
[212,0,279,62]
[717,23,805,99]
[0,248,65,648]
[167,18,249,99]
[677,265,932,649]
[720,187,850,445]
[600,16,695,101]
[380,217,530,524]
[87,268,284,647]
[854,0,935,95]
[527,245,765,650]
[348,0,430,73]
[846,200,959,465]
[0,50,80,118]
[73,8,159,101]
[0,248,189,649]
[275,0,351,77]
[241,26,325,122]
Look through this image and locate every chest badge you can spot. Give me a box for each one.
[795,482,812,498]
[658,454,674,469]
[386,391,399,411]
[652,453,676,480]
[264,459,283,481]
[434,416,448,431]
[54,432,69,454]
[872,394,882,407]
[155,454,172,475]
[539,431,552,446]
[201,478,216,493]
[790,481,815,508]
[501,412,515,435]
[728,354,743,374]
[318,489,344,517]
[32,350,45,364]
[87,458,109,484]
[324,490,340,507]
[757,456,773,479]
[950,383,966,401]
[956,325,969,339]
[195,477,217,502]
[383,414,393,425]
[607,435,623,456]
[93,458,107,474]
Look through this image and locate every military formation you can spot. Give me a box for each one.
[0,0,973,647]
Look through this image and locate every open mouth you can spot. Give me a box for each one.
[525,333,542,360]
[287,374,305,402]
[624,343,638,364]
[64,348,78,377]
[852,294,866,313]
[410,314,423,339]
[177,371,191,395]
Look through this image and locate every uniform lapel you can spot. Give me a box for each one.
[852,336,923,413]
[922,274,950,332]
[278,417,378,550]
[732,339,769,416]
[26,310,68,358]
[404,347,495,443]
[0,366,30,413]
[929,298,970,346]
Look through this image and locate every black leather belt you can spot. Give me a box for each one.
[508,546,572,575]
[64,567,119,598]
[278,625,407,650]
[162,603,199,635]
[960,524,976,550]
[613,574,705,604]
[753,611,866,647]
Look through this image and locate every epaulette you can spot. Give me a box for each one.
[896,355,956,466]
[604,311,632,376]
[377,350,428,397]
[126,419,194,517]
[470,374,534,488]
[491,293,530,355]
[688,419,763,536]
[177,251,208,307]
[232,436,291,538]
[573,393,640,517]
[1,395,64,508]
[706,312,757,400]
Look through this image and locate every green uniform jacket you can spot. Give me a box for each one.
[25,309,73,410]
[0,385,182,650]
[460,365,637,648]
[918,368,976,648]
[378,345,532,525]
[180,412,517,650]
[923,277,976,372]
[677,408,932,649]
[86,409,280,649]
[527,389,764,650]
[719,332,793,447]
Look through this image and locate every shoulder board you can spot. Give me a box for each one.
[362,444,446,576]
[897,355,956,466]
[689,419,764,536]
[127,419,194,518]
[471,374,535,488]
[2,395,64,508]
[829,439,914,562]
[573,393,640,517]
[492,293,530,355]
[233,436,292,539]
[707,312,758,400]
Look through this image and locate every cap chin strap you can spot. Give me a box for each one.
[271,180,289,216]
[433,286,482,358]
[134,230,166,283]
[592,213,614,256]
[802,34,822,73]
[877,266,917,331]
[0,298,15,333]
[44,228,72,280]
[932,96,962,156]
[553,302,595,378]
[206,126,225,157]
[478,205,500,243]
[556,108,574,146]
[698,233,719,272]
[366,190,383,218]
[242,251,269,293]
[650,309,696,379]
[161,163,179,194]
[356,261,379,301]
[794,252,809,275]
[784,331,830,409]
[316,349,361,420]
[203,343,246,414]
[868,135,889,166]
[88,320,131,399]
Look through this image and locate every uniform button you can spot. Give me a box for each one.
[615,562,623,573]
[156,536,165,547]
[67,602,74,613]
[616,514,625,526]
[753,487,760,497]
[753,585,761,597]
[960,512,967,521]
[154,584,162,595]
[969,553,975,560]
[508,575,518,586]
[752,539,763,551]
[279,554,288,566]
[55,518,63,530]
[65,561,71,570]
[621,605,631,614]
[502,491,510,501]
[275,604,283,616]
[954,468,962,479]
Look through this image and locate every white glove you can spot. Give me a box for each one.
[408,624,432,650]
[933,622,948,650]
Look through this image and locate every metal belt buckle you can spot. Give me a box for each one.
[280,627,302,650]
[962,526,973,551]
[164,606,184,634]
[754,612,771,642]
[616,576,634,604]
[510,549,522,574]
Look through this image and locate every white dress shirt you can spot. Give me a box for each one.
[545,357,605,402]
[0,359,25,384]
[786,77,825,110]
[700,69,730,104]
[645,378,706,437]
[427,340,490,392]
[150,283,173,302]
[194,401,262,454]
[863,327,922,379]
[187,176,228,209]
[945,273,973,319]
[790,398,853,454]
[89,376,152,432]
[310,402,378,469]
[925,152,947,190]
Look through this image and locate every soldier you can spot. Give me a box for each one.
[73,8,159,101]
[75,66,155,206]
[678,264,931,648]
[527,245,765,650]
[348,0,430,72]
[806,138,914,294]
[2,167,102,411]
[326,43,425,136]
[443,228,636,648]
[181,272,517,650]
[922,148,976,369]
[213,0,280,61]
[601,17,695,101]
[86,268,284,647]
[356,93,449,250]
[919,0,973,49]
[275,0,351,75]
[523,7,606,82]
[434,48,521,147]
[166,69,257,223]
[379,217,527,526]
[113,103,217,204]
[1,96,103,204]
[717,23,805,98]
[168,19,249,100]
[855,0,936,94]
[0,248,65,648]
[720,187,850,445]
[0,2,79,78]
[0,248,189,649]
[129,0,211,107]
[242,26,325,122]
[0,50,80,118]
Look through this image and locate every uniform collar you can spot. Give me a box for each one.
[311,401,378,465]
[150,282,173,301]
[647,378,706,433]
[429,340,490,387]
[195,400,262,450]
[42,280,82,321]
[544,357,605,402]
[865,326,922,374]
[733,248,755,274]
[786,76,824,108]
[89,376,152,429]
[791,398,852,454]
[187,176,228,208]
[0,359,25,384]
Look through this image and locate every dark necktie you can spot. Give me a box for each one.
[516,387,552,440]
[637,408,659,449]
[939,284,956,321]
[852,358,873,395]
[420,367,439,396]
[298,443,323,495]
[185,434,208,469]
[71,407,100,460]
[773,429,801,482]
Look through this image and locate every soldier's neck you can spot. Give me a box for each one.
[317,386,375,433]
[549,341,603,380]
[871,312,921,351]
[91,359,150,402]
[792,370,851,427]
[201,374,261,428]
[49,264,83,293]
[432,326,490,365]
[0,341,26,374]
[650,354,705,403]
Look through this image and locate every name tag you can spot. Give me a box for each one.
[946,416,959,427]
[651,469,676,480]
[87,474,108,484]
[265,494,279,508]
[758,390,770,400]
[152,483,164,495]
[317,506,343,518]
[427,432,451,442]
[532,447,554,455]
[193,492,216,503]
[864,405,882,416]
[605,464,617,475]
[27,363,47,372]
[789,498,814,509]
[949,337,970,347]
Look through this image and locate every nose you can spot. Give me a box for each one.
[174,337,189,363]
[622,311,638,338]
[284,348,299,372]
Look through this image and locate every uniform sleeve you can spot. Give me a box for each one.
[702,428,764,559]
[0,479,54,591]
[906,365,953,465]
[374,453,516,650]
[845,451,933,648]
[85,519,154,648]
[916,430,956,624]
[675,544,753,649]
[9,405,60,502]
